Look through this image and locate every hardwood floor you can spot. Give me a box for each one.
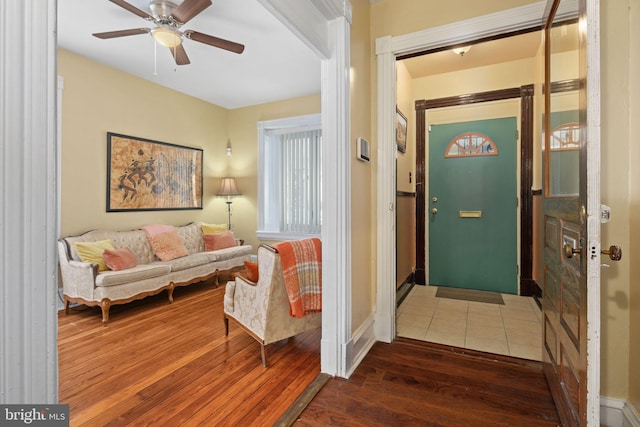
[58,280,321,426]
[296,339,561,427]
[60,281,560,427]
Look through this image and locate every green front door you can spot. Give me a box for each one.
[428,117,517,294]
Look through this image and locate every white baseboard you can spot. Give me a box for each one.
[601,397,640,427]
[623,402,640,427]
[344,314,376,378]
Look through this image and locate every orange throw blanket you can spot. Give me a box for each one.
[273,238,322,318]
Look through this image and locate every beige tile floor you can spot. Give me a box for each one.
[397,285,542,361]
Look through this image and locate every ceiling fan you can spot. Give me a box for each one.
[93,0,245,65]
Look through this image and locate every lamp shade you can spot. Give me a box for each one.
[216,178,241,197]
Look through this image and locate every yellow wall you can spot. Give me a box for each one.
[58,49,229,236]
[629,0,640,413]
[227,95,321,250]
[58,48,320,252]
[370,0,636,404]
[412,57,536,99]
[600,0,633,400]
[370,0,538,39]
[350,0,374,332]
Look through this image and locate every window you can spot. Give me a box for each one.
[445,132,498,158]
[550,122,579,150]
[257,114,322,240]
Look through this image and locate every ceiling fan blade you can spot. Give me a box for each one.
[108,0,153,20]
[170,44,191,65]
[93,28,150,39]
[171,0,212,24]
[184,30,245,54]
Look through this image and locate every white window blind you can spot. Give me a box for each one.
[257,114,322,240]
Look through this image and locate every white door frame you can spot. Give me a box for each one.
[375,0,553,343]
[375,1,601,424]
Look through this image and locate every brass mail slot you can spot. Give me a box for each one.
[459,210,482,218]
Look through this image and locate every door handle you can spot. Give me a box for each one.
[565,243,622,261]
[564,243,580,258]
[602,245,622,261]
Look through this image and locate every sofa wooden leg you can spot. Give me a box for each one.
[213,271,220,288]
[261,344,268,367]
[224,315,229,336]
[64,296,70,315]
[100,299,111,326]
[168,284,175,304]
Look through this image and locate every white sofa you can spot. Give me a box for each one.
[58,222,252,325]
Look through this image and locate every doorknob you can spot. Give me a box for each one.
[564,243,580,258]
[431,208,438,215]
[602,245,622,261]
[565,243,622,260]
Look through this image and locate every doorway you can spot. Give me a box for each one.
[397,96,541,360]
[388,31,543,359]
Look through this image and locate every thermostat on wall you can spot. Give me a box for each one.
[356,137,370,162]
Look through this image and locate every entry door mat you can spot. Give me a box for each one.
[435,287,505,305]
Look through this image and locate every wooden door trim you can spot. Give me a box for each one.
[414,84,539,296]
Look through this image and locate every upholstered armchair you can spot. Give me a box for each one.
[223,243,322,366]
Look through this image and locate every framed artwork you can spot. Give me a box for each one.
[106,132,203,212]
[396,108,408,153]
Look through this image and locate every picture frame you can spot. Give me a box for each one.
[106,132,203,212]
[396,108,408,153]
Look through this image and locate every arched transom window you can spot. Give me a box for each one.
[445,132,498,158]
[550,122,579,150]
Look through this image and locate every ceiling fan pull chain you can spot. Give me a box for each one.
[154,38,158,76]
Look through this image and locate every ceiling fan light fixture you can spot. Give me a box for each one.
[152,27,182,48]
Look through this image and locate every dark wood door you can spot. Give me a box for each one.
[542,0,601,425]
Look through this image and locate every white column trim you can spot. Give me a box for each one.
[584,0,602,425]
[257,0,331,58]
[320,16,352,377]
[1,0,58,403]
[374,38,397,343]
[259,0,352,378]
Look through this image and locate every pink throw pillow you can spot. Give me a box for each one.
[148,230,188,261]
[103,247,138,271]
[140,223,174,236]
[203,230,236,251]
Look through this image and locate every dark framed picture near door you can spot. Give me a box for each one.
[396,108,407,153]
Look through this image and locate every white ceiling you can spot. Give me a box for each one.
[57,0,322,109]
[401,31,543,79]
[58,1,544,110]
